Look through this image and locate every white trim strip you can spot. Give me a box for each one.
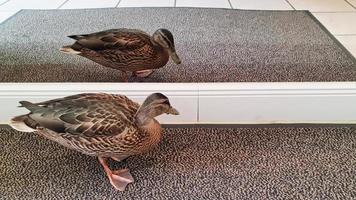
[0,82,355,124]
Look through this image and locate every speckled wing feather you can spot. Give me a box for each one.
[97,30,156,68]
[25,93,140,138]
[68,28,168,72]
[71,28,152,52]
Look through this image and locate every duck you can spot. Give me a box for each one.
[60,28,182,81]
[9,92,179,191]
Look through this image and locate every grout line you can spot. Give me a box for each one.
[344,0,356,10]
[284,0,296,10]
[0,0,10,7]
[174,0,176,7]
[227,0,233,9]
[115,0,122,8]
[57,0,70,9]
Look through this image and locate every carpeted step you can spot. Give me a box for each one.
[0,8,355,82]
[1,126,355,199]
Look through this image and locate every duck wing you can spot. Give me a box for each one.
[68,28,152,51]
[20,93,140,137]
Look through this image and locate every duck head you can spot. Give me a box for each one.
[152,29,181,64]
[135,93,179,126]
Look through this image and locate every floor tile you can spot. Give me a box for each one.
[0,11,16,23]
[288,0,355,12]
[0,0,66,10]
[230,0,293,10]
[176,0,231,8]
[336,35,356,53]
[119,0,174,7]
[313,12,356,35]
[60,0,119,9]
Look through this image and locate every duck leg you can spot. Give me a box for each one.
[128,70,154,82]
[111,155,129,162]
[133,70,154,78]
[98,157,134,191]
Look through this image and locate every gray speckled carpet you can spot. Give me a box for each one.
[0,126,355,199]
[0,8,355,82]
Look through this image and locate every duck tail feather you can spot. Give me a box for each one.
[9,115,36,132]
[68,34,88,40]
[19,101,40,112]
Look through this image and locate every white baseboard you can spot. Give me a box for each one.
[1,82,355,124]
[199,82,356,124]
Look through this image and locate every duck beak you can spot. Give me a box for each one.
[169,49,181,64]
[167,107,180,115]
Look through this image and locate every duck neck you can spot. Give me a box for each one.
[150,38,169,63]
[136,112,153,127]
[135,106,161,127]
[135,107,162,141]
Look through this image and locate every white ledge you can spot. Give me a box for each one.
[1,82,356,124]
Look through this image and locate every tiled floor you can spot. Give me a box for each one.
[0,0,355,58]
[0,0,64,11]
[230,0,293,10]
[0,10,15,23]
[336,35,356,54]
[288,0,355,12]
[313,12,356,35]
[59,0,119,9]
[176,0,231,8]
[119,0,174,7]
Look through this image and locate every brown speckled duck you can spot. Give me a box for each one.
[60,28,181,81]
[10,93,179,191]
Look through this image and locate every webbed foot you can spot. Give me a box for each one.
[98,157,134,191]
[109,169,134,191]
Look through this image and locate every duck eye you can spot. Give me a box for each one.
[162,99,171,106]
[158,35,171,48]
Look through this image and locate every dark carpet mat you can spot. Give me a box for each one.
[0,126,355,199]
[0,8,355,82]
